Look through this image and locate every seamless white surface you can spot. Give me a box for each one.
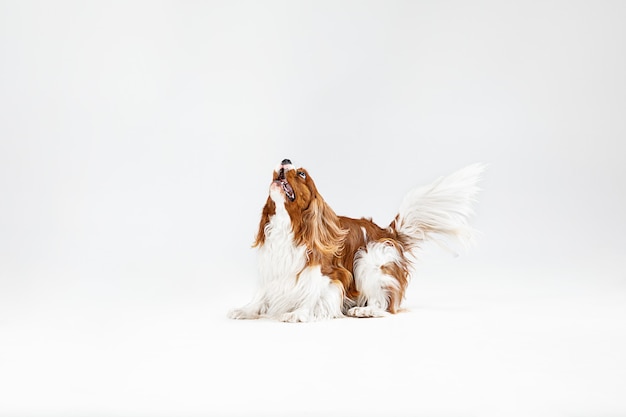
[1,1,625,416]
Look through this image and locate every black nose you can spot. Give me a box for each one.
[281,158,292,165]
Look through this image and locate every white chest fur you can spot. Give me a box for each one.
[252,190,343,321]
[257,195,307,292]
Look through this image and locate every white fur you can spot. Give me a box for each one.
[275,162,295,173]
[395,163,485,254]
[348,240,403,318]
[228,187,343,322]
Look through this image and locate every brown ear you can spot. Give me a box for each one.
[300,195,347,260]
[253,197,276,248]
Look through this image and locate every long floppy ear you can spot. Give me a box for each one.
[253,197,276,248]
[300,195,348,260]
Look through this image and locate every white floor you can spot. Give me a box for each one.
[2,260,625,417]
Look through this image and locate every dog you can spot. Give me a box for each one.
[228,159,483,322]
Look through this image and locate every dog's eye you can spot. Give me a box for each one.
[297,171,306,179]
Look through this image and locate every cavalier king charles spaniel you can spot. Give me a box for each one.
[229,159,483,322]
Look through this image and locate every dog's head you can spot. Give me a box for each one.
[270,158,319,214]
[255,158,347,259]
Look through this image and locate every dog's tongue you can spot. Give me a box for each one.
[276,167,295,201]
[282,180,295,201]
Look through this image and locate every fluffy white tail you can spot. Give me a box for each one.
[391,163,485,253]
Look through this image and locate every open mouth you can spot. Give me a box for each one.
[276,167,295,202]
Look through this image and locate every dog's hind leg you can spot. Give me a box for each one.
[348,239,409,318]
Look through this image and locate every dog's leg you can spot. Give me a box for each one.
[347,274,393,318]
[279,265,344,322]
[228,293,267,320]
[348,240,407,318]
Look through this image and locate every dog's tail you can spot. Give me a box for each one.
[389,163,485,255]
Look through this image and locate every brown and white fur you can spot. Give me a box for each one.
[228,159,483,322]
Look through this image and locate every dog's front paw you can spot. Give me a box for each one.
[347,306,389,318]
[228,307,260,320]
[280,310,312,323]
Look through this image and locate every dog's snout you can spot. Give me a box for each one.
[281,158,292,166]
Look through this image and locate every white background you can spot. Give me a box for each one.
[1,1,625,416]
